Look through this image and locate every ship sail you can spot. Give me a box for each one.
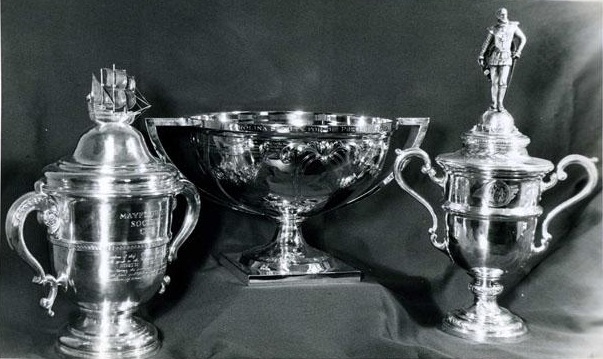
[87,65,150,122]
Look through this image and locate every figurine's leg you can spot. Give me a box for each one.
[497,66,510,112]
[489,68,499,110]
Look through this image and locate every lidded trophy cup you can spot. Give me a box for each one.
[394,9,599,342]
[5,66,201,358]
[147,113,429,284]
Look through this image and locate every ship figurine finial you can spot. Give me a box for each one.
[478,8,526,113]
[86,64,150,124]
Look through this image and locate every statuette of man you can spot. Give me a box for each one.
[478,8,526,112]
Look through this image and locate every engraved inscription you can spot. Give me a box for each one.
[305,126,326,133]
[119,209,164,236]
[119,210,162,220]
[328,126,357,133]
[107,248,167,282]
[239,124,269,132]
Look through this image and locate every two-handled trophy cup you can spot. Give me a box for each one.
[394,9,599,342]
[147,113,429,284]
[5,66,201,358]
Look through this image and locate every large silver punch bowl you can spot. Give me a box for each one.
[147,112,428,283]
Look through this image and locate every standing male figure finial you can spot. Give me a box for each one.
[478,8,526,112]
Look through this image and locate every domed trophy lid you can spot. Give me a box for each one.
[437,110,554,175]
[42,65,182,195]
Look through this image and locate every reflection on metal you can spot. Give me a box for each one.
[5,66,200,358]
[395,11,599,343]
[147,112,429,284]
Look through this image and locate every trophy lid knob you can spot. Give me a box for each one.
[477,110,517,134]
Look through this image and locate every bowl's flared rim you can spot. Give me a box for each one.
[147,111,395,134]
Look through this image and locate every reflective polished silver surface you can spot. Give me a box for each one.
[394,9,599,343]
[5,66,201,358]
[147,112,428,284]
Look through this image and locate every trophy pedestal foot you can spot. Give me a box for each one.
[57,309,160,359]
[441,305,528,343]
[218,251,362,285]
[440,267,528,343]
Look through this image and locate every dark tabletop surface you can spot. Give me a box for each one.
[1,193,601,358]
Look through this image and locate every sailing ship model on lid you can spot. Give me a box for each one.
[393,8,598,342]
[88,64,149,121]
[5,65,200,358]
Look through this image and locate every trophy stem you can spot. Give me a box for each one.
[274,208,306,258]
[57,307,160,359]
[219,208,361,284]
[441,267,528,343]
[240,209,334,275]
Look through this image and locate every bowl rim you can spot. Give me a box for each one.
[146,111,395,134]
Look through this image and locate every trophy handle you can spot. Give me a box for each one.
[534,155,599,253]
[342,117,430,206]
[145,118,201,262]
[145,117,173,163]
[167,179,201,263]
[393,147,448,252]
[5,182,67,317]
[396,117,430,150]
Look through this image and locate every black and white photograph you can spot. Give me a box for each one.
[1,1,601,358]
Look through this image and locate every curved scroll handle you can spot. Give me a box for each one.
[533,155,599,253]
[160,179,201,294]
[168,179,201,263]
[5,181,67,316]
[393,147,448,252]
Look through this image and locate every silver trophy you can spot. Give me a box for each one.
[5,66,201,358]
[147,112,428,284]
[394,9,599,342]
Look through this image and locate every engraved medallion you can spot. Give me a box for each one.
[474,180,519,207]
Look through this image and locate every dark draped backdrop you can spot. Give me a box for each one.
[2,1,601,358]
